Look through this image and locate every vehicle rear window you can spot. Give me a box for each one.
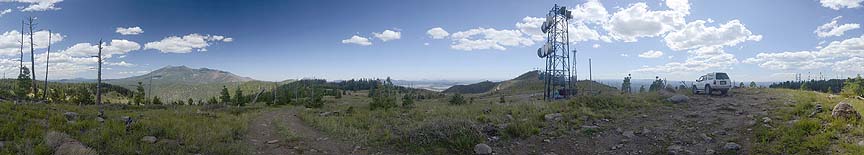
[716,73,729,79]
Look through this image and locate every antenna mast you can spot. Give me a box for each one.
[537,4,574,101]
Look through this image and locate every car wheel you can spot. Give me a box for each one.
[705,85,712,96]
[692,85,698,94]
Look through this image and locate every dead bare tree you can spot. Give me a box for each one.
[44,30,51,100]
[95,39,104,116]
[18,21,24,75]
[27,17,37,96]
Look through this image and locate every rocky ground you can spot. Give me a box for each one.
[491,89,781,155]
[245,108,364,155]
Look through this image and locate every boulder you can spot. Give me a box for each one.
[63,112,78,122]
[667,145,684,154]
[832,102,861,119]
[544,113,563,121]
[55,141,97,155]
[666,95,690,104]
[622,131,635,138]
[266,140,280,144]
[95,117,105,123]
[723,142,741,151]
[474,143,492,155]
[141,136,158,144]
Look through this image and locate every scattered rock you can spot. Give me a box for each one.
[810,104,823,117]
[700,133,713,142]
[543,152,558,155]
[666,95,690,103]
[482,108,492,114]
[667,145,684,154]
[611,144,623,150]
[266,140,279,144]
[64,112,78,122]
[141,136,158,144]
[858,141,864,146]
[723,142,741,151]
[482,124,500,137]
[45,131,96,155]
[761,117,772,123]
[505,114,514,121]
[640,114,648,118]
[474,143,492,155]
[96,117,105,123]
[641,128,652,134]
[706,149,716,155]
[544,113,563,121]
[832,102,861,119]
[581,125,599,130]
[0,141,4,148]
[622,131,635,138]
[543,139,551,143]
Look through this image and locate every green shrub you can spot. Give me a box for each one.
[504,120,540,138]
[395,120,484,154]
[448,94,466,105]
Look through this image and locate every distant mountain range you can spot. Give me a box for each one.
[101,66,279,102]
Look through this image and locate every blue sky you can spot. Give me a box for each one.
[0,0,862,82]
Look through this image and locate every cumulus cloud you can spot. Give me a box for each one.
[26,39,141,78]
[116,26,143,35]
[815,16,860,38]
[604,2,688,42]
[1,0,63,11]
[516,17,545,41]
[569,0,609,24]
[373,30,401,42]
[745,35,864,72]
[449,28,533,51]
[0,9,11,16]
[833,57,864,73]
[638,50,664,58]
[426,27,450,39]
[0,30,64,56]
[635,46,737,73]
[341,35,372,46]
[820,0,863,10]
[664,19,762,51]
[144,33,231,53]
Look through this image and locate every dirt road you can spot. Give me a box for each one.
[496,89,782,154]
[245,108,363,155]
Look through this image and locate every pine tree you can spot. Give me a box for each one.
[16,66,31,99]
[234,86,245,106]
[188,98,194,105]
[639,85,646,93]
[800,81,810,91]
[152,96,163,105]
[448,94,466,105]
[739,82,745,88]
[621,74,632,93]
[134,82,145,105]
[402,93,414,107]
[749,81,757,88]
[220,86,231,104]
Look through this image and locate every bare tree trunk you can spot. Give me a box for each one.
[44,30,51,101]
[251,87,265,105]
[27,17,37,96]
[18,21,24,76]
[96,40,103,115]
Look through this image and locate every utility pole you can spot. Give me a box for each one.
[44,30,51,101]
[27,17,37,96]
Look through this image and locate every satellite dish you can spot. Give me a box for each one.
[537,48,544,58]
[542,14,554,33]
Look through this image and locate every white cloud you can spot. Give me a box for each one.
[0,30,64,56]
[820,0,863,10]
[116,26,143,35]
[745,35,864,72]
[638,50,664,58]
[341,35,372,46]
[569,0,609,24]
[664,19,762,51]
[58,39,141,59]
[1,0,63,11]
[427,27,450,39]
[450,28,533,51]
[834,57,864,73]
[665,0,690,13]
[604,2,688,42]
[620,54,630,57]
[106,61,134,67]
[0,9,11,16]
[144,33,231,53]
[373,30,401,42]
[516,16,545,41]
[592,44,600,48]
[815,16,860,38]
[635,46,737,73]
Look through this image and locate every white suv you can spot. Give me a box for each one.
[692,72,732,95]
